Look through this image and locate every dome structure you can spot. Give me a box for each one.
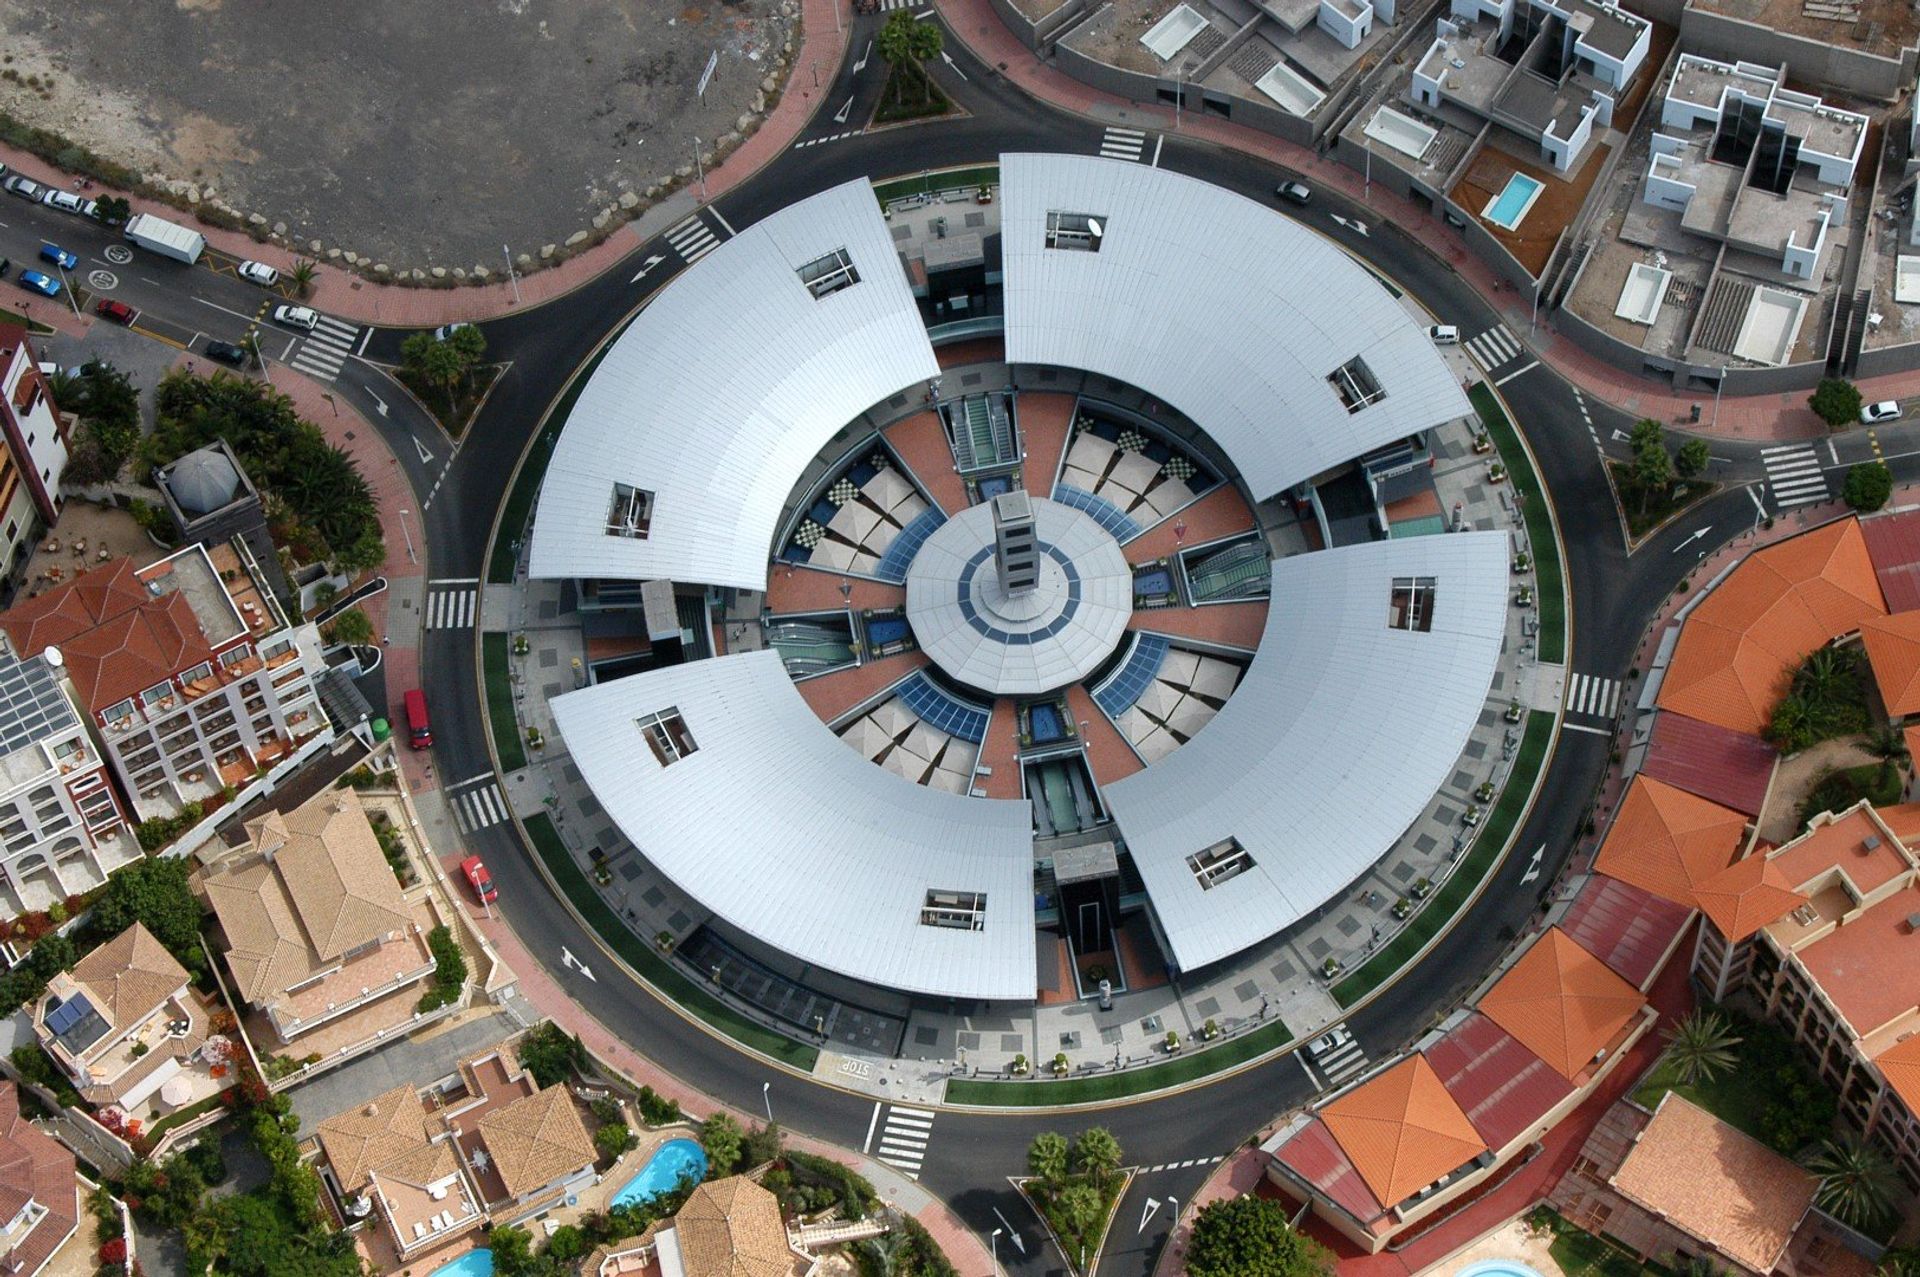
[163,447,243,516]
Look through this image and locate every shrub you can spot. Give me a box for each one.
[595,1122,636,1161]
[415,924,468,1013]
[517,1022,585,1088]
[634,1084,681,1126]
[1808,378,1863,429]
[1844,461,1893,513]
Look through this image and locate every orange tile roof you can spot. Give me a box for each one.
[1694,854,1808,943]
[1877,796,1920,845]
[1592,776,1749,910]
[1657,519,1886,734]
[1771,806,1912,896]
[0,558,150,654]
[1479,929,1646,1080]
[1796,883,1920,1038]
[1861,612,1920,718]
[1873,1035,1920,1118]
[1320,1055,1487,1208]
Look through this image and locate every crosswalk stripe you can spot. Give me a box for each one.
[873,1106,934,1180]
[666,217,721,264]
[454,784,509,832]
[426,586,478,629]
[1099,127,1148,161]
[1563,674,1621,720]
[888,1104,936,1118]
[1762,446,1827,507]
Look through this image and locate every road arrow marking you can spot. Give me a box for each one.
[853,39,871,71]
[561,948,597,981]
[990,1209,1026,1255]
[834,95,855,124]
[1138,1198,1161,1234]
[1670,525,1711,553]
[1521,844,1545,884]
[413,436,434,465]
[939,50,968,79]
[368,390,388,417]
[630,254,666,284]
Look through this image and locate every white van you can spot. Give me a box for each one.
[1428,324,1460,345]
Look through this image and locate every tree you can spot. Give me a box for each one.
[289,258,319,299]
[1662,1009,1741,1085]
[59,362,142,486]
[1069,1127,1122,1186]
[876,10,943,106]
[324,606,374,647]
[401,330,481,403]
[1866,725,1909,789]
[1805,1134,1900,1229]
[742,1121,784,1168]
[489,1225,539,1277]
[1809,378,1863,430]
[92,195,131,226]
[1633,434,1674,513]
[1675,437,1710,480]
[1186,1196,1335,1277]
[1844,461,1893,512]
[1629,417,1665,453]
[700,1112,744,1177]
[1027,1131,1069,1185]
[1052,1182,1106,1243]
[90,857,206,973]
[517,1022,584,1087]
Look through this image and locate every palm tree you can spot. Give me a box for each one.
[1805,1134,1900,1230]
[1865,725,1909,789]
[1070,1126,1123,1186]
[1768,692,1816,751]
[289,258,319,299]
[876,10,943,107]
[1662,1009,1741,1085]
[862,1219,908,1277]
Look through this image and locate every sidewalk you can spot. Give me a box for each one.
[928,0,1919,443]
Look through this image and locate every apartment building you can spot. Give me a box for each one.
[0,543,328,828]
[0,324,70,600]
[0,1081,81,1277]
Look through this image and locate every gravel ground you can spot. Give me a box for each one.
[0,0,793,268]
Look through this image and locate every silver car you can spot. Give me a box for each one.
[272,304,318,332]
[238,260,280,287]
[41,189,87,214]
[3,174,46,202]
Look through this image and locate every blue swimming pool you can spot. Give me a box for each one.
[1030,703,1065,743]
[867,617,908,646]
[1483,173,1544,231]
[610,1138,707,1208]
[429,1249,492,1277]
[1455,1262,1547,1277]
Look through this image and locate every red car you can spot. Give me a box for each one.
[93,298,135,325]
[460,855,497,905]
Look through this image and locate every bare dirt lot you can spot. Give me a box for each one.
[0,0,793,267]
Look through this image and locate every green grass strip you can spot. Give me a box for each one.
[871,165,1000,206]
[521,812,821,1070]
[483,633,528,773]
[1333,709,1554,1006]
[1469,383,1564,663]
[487,340,619,584]
[945,1016,1291,1106]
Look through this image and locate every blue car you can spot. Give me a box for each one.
[38,244,77,270]
[17,270,61,298]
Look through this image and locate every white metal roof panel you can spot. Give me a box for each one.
[529,179,938,591]
[999,153,1471,500]
[1104,532,1509,972]
[548,650,1036,1000]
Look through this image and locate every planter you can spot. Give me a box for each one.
[1472,434,1493,454]
[1411,877,1432,899]
[1164,1032,1182,1055]
[1512,554,1531,573]
[656,931,675,953]
[1488,462,1508,483]
[1474,781,1496,803]
[1321,957,1343,979]
[1462,805,1481,827]
[1392,897,1412,920]
[1200,1019,1219,1041]
[1504,702,1525,724]
[1011,1054,1030,1076]
[1514,586,1534,608]
[1050,1053,1070,1077]
[512,634,530,657]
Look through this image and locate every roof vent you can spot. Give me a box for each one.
[1906,911,1920,932]
[1863,835,1882,851]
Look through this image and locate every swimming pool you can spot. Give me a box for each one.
[429,1250,492,1277]
[1482,173,1544,232]
[1455,1262,1547,1277]
[610,1138,707,1208]
[1030,703,1065,743]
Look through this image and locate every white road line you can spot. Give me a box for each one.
[862,1102,881,1154]
[447,772,494,792]
[1494,360,1539,385]
[1563,721,1611,735]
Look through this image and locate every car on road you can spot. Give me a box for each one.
[94,298,135,325]
[204,339,249,367]
[3,174,46,202]
[433,322,476,342]
[41,189,88,215]
[1307,1025,1353,1058]
[17,271,60,298]
[460,856,498,906]
[1427,324,1460,345]
[237,260,280,287]
[1276,180,1311,206]
[272,304,318,331]
[38,244,78,271]
[1862,400,1902,425]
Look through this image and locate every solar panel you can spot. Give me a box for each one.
[1049,484,1141,540]
[1092,634,1170,718]
[874,508,948,584]
[896,673,990,743]
[0,651,80,760]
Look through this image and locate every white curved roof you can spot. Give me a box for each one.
[1103,532,1509,972]
[999,153,1471,501]
[528,179,939,591]
[548,650,1036,1000]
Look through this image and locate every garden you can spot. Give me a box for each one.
[1607,419,1714,541]
[1020,1128,1126,1273]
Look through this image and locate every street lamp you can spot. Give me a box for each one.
[397,508,417,564]
[692,136,708,201]
[761,1081,773,1124]
[990,1228,1001,1274]
[503,245,522,305]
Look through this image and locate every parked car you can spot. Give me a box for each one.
[17,271,60,298]
[3,174,46,202]
[237,260,280,287]
[404,688,432,749]
[94,298,135,325]
[1427,324,1460,345]
[41,189,88,215]
[38,244,77,271]
[460,856,498,905]
[1861,400,1902,425]
[433,322,476,342]
[204,339,249,366]
[272,303,318,331]
[1276,181,1311,206]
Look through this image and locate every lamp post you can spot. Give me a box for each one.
[990,1228,1002,1274]
[503,245,522,305]
[761,1081,773,1124]
[397,508,417,564]
[692,136,708,200]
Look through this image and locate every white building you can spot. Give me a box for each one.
[0,324,70,598]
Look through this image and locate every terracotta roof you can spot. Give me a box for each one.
[1640,711,1777,816]
[1657,519,1886,734]
[1611,1094,1814,1273]
[1479,928,1646,1080]
[1770,805,1912,896]
[1319,1055,1487,1208]
[1592,776,1748,910]
[0,558,150,654]
[475,1086,594,1202]
[1796,883,1920,1038]
[1862,507,1920,612]
[1423,1011,1576,1151]
[1269,1116,1388,1225]
[68,922,189,1029]
[315,1085,431,1194]
[672,1176,799,1277]
[1557,873,1694,990]
[1874,1035,1920,1117]
[1694,854,1808,943]
[0,1081,79,1277]
[1861,611,1920,718]
[1878,794,1920,845]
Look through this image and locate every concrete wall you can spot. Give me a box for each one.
[1556,304,1830,393]
[1856,337,1920,380]
[1675,7,1916,101]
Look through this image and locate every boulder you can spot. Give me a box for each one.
[737,113,755,132]
[271,221,287,236]
[472,265,490,281]
[309,240,323,254]
[618,190,640,210]
[515,253,533,268]
[565,230,591,247]
[592,209,611,230]
[372,263,390,276]
[762,74,779,92]
[343,251,359,265]
[430,266,448,279]
[676,163,694,178]
[540,244,557,259]
[451,267,468,281]
[326,248,343,261]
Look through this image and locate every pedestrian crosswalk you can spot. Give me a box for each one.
[451,782,510,834]
[425,580,478,630]
[876,0,927,10]
[872,1104,935,1179]
[1301,1024,1368,1090]
[1761,444,1829,509]
[1464,324,1524,372]
[1098,127,1149,162]
[666,215,721,265]
[1563,673,1621,722]
[289,313,361,383]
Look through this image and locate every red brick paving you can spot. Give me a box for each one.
[1017,392,1077,497]
[1125,485,1258,563]
[935,336,1006,369]
[976,699,1026,799]
[795,650,928,721]
[884,410,971,516]
[763,564,905,614]
[1065,684,1143,784]
[1129,601,1268,650]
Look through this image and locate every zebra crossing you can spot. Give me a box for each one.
[1301,1024,1368,1091]
[1463,324,1525,372]
[451,782,510,834]
[1563,673,1622,722]
[871,1104,935,1179]
[1098,127,1149,162]
[1761,444,1829,509]
[665,215,722,265]
[288,313,361,383]
[876,0,927,10]
[425,580,478,630]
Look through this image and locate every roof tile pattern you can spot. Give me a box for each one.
[1639,711,1777,815]
[672,1177,800,1277]
[1320,1055,1487,1208]
[314,1085,431,1193]
[0,1081,78,1277]
[68,922,189,1029]
[1693,854,1807,942]
[475,1086,594,1201]
[1478,929,1646,1080]
[1860,611,1920,718]
[1592,776,1749,910]
[1873,1035,1920,1117]
[1657,519,1885,734]
[1423,1012,1576,1151]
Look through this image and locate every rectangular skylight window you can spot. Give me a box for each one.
[921,889,987,931]
[1389,576,1436,632]
[637,708,698,766]
[798,248,860,299]
[606,484,654,540]
[1328,356,1386,413]
[1045,211,1106,252]
[1188,837,1253,889]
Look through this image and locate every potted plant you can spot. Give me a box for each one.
[1164,1030,1182,1054]
[1512,550,1531,573]
[1514,584,1534,608]
[1011,1053,1030,1076]
[1411,876,1432,899]
[1471,432,1493,454]
[1474,780,1496,803]
[593,863,612,886]
[1504,700,1524,724]
[1462,805,1482,827]
[1488,461,1508,483]
[655,930,675,953]
[513,633,530,657]
[1200,1018,1220,1041]
[1051,1052,1070,1077]
[527,726,545,749]
[1321,956,1343,979]
[1392,896,1412,920]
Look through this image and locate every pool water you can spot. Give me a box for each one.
[1030,703,1065,743]
[611,1138,708,1208]
[867,617,909,646]
[429,1250,492,1277]
[1455,1262,1548,1277]
[1483,173,1544,231]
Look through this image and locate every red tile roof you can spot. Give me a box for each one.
[1320,1055,1488,1208]
[1557,873,1694,989]
[1771,806,1911,896]
[1479,929,1647,1081]
[0,557,216,713]
[0,558,151,654]
[1873,1035,1920,1119]
[1693,854,1807,943]
[1640,712,1777,816]
[1271,1116,1387,1226]
[0,1081,79,1277]
[1592,776,1749,910]
[1861,508,1920,612]
[1860,611,1920,718]
[1796,883,1920,1038]
[1423,1012,1576,1151]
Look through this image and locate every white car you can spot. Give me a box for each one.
[41,189,88,215]
[1861,400,1902,425]
[433,322,477,342]
[238,260,280,287]
[272,304,318,331]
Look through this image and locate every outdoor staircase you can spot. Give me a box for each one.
[1187,543,1272,601]
[950,394,1019,473]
